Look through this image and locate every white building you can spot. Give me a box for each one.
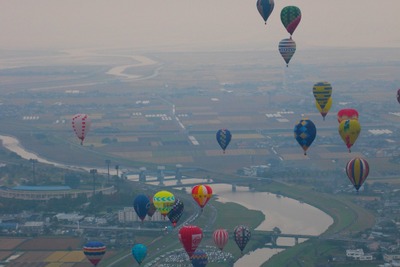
[346,249,364,258]
[118,207,163,223]
[346,249,373,261]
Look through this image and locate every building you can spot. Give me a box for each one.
[346,249,373,261]
[0,185,116,201]
[118,207,163,223]
[20,221,44,234]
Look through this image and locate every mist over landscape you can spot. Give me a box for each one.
[0,1,399,267]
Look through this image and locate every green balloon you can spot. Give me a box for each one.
[280,6,302,36]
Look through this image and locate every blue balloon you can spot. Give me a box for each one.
[256,0,274,24]
[216,129,232,153]
[133,195,150,222]
[132,244,147,265]
[190,250,208,267]
[294,118,317,155]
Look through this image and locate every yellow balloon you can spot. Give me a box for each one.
[313,81,332,109]
[315,97,332,120]
[153,191,175,216]
[338,119,361,152]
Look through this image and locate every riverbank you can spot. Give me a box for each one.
[0,134,374,266]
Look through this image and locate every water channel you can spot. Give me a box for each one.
[0,135,333,266]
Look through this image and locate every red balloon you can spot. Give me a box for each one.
[191,184,213,209]
[72,114,91,145]
[178,225,203,258]
[213,229,229,251]
[337,109,359,123]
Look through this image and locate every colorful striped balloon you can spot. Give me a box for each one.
[83,241,106,266]
[346,157,370,192]
[72,114,91,145]
[316,97,332,120]
[190,250,208,267]
[313,81,333,110]
[279,38,296,67]
[213,228,229,251]
[192,184,213,210]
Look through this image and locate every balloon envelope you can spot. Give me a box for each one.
[153,190,175,217]
[179,225,203,258]
[338,119,361,152]
[83,241,106,266]
[216,129,232,153]
[191,184,213,209]
[146,195,157,217]
[337,109,359,123]
[397,89,400,104]
[167,198,184,227]
[72,114,91,145]
[346,157,369,192]
[213,229,229,251]
[313,81,333,110]
[294,118,317,155]
[132,244,147,265]
[191,250,208,267]
[133,194,150,222]
[279,38,296,66]
[256,0,274,24]
[234,225,251,253]
[316,97,332,120]
[280,6,302,36]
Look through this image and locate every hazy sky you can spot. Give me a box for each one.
[1,0,400,51]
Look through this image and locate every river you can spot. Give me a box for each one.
[0,134,333,266]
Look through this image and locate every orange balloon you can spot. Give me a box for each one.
[191,184,212,209]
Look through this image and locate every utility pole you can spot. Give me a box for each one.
[90,169,97,197]
[105,159,111,183]
[29,159,38,185]
[115,164,119,177]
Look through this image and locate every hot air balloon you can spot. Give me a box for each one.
[191,184,213,211]
[397,89,400,104]
[313,81,332,120]
[338,119,361,152]
[191,250,208,267]
[337,108,359,123]
[146,195,156,218]
[178,225,203,258]
[234,225,251,254]
[167,198,184,227]
[256,0,274,25]
[133,194,150,223]
[294,118,317,155]
[316,97,332,120]
[72,114,91,145]
[216,129,232,153]
[132,243,147,265]
[346,157,369,192]
[83,241,106,266]
[279,38,296,67]
[213,229,229,251]
[280,6,301,37]
[153,191,175,217]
